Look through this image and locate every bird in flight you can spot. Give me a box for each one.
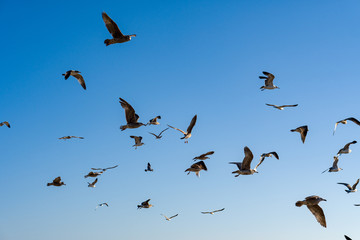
[88,178,98,188]
[344,235,352,240]
[62,70,86,90]
[119,98,145,131]
[161,214,178,221]
[84,171,103,178]
[229,146,265,176]
[322,156,342,174]
[337,141,357,156]
[47,177,66,187]
[260,152,279,161]
[130,136,144,149]
[193,151,215,161]
[185,161,207,177]
[137,199,153,209]
[146,116,161,126]
[168,115,197,143]
[102,12,136,46]
[91,165,118,172]
[338,179,359,193]
[149,128,169,139]
[259,71,279,90]
[0,121,10,128]
[58,136,84,140]
[296,195,327,228]
[145,162,153,172]
[95,203,109,210]
[265,104,298,110]
[333,117,360,135]
[201,208,225,215]
[291,125,308,143]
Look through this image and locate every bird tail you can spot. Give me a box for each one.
[137,205,142,209]
[104,39,113,46]
[295,201,304,207]
[290,129,296,132]
[47,183,52,186]
[120,125,127,131]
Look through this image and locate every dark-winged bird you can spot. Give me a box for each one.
[145,162,153,172]
[0,121,10,128]
[337,141,357,156]
[137,199,153,209]
[338,179,359,193]
[91,165,118,172]
[265,104,298,110]
[168,115,197,143]
[119,98,145,131]
[193,151,215,161]
[295,195,327,228]
[102,12,136,46]
[147,116,161,126]
[291,125,308,143]
[201,208,225,215]
[62,70,86,90]
[58,136,84,140]
[130,136,144,149]
[185,161,207,177]
[47,177,66,187]
[259,71,279,90]
[229,146,265,176]
[334,117,360,135]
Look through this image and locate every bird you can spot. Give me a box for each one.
[259,71,279,90]
[0,121,10,128]
[229,146,265,176]
[62,70,86,90]
[322,156,342,173]
[265,104,298,110]
[168,115,197,143]
[337,141,357,156]
[145,162,153,172]
[147,116,161,126]
[137,199,153,209]
[291,125,308,143]
[338,179,359,193]
[88,178,98,188]
[260,152,279,161]
[148,128,169,139]
[84,171,103,178]
[130,136,144,149]
[185,161,207,177]
[102,12,136,46]
[91,165,118,172]
[161,214,178,221]
[47,177,66,187]
[334,117,360,135]
[295,195,327,228]
[95,203,109,210]
[58,136,84,140]
[119,98,145,131]
[345,235,352,240]
[201,208,225,215]
[193,151,215,161]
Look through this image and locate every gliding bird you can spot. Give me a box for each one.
[168,115,197,143]
[58,136,84,140]
[295,195,327,228]
[265,104,298,110]
[102,12,136,46]
[91,165,118,172]
[161,214,178,221]
[62,70,86,90]
[334,117,360,135]
[193,151,215,161]
[95,203,109,210]
[201,208,225,215]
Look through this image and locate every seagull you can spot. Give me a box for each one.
[130,136,144,149]
[338,179,359,193]
[259,71,279,90]
[147,116,161,126]
[168,115,197,143]
[295,195,327,228]
[149,128,169,139]
[137,199,153,209]
[88,178,98,188]
[102,12,136,46]
[84,171,103,178]
[260,152,279,161]
[291,125,308,143]
[193,151,215,161]
[337,141,357,156]
[91,165,118,172]
[265,104,298,110]
[161,214,178,221]
[229,146,265,176]
[0,121,10,128]
[95,203,109,210]
[119,98,145,131]
[58,136,84,140]
[334,117,360,135]
[345,235,352,240]
[62,70,86,90]
[201,208,225,215]
[47,177,66,187]
[322,156,342,173]
[185,161,207,177]
[145,162,153,172]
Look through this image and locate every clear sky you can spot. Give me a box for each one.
[1,0,360,239]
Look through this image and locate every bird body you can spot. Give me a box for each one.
[95,203,109,210]
[259,71,279,90]
[91,165,118,172]
[291,125,308,143]
[47,177,66,187]
[62,70,86,90]
[295,195,327,228]
[185,161,207,177]
[147,116,161,126]
[102,12,136,46]
[168,115,197,143]
[119,98,145,131]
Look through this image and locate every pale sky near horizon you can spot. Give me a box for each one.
[1,0,360,239]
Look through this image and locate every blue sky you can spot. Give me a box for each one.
[1,0,360,239]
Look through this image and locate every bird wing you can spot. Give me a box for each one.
[344,235,352,240]
[64,71,71,79]
[300,126,308,143]
[346,117,360,126]
[280,104,298,108]
[104,165,118,170]
[159,128,169,136]
[265,104,277,108]
[91,168,102,171]
[72,72,86,90]
[307,205,326,228]
[167,125,186,135]
[229,162,242,170]
[149,132,158,138]
[241,146,254,170]
[333,122,341,135]
[147,162,151,168]
[332,157,339,168]
[53,177,61,184]
[169,214,178,219]
[119,98,137,123]
[201,212,211,214]
[192,161,207,171]
[352,179,359,190]
[213,208,225,213]
[142,199,151,205]
[338,182,352,190]
[102,12,124,38]
[1,121,10,128]
[186,115,197,134]
[263,71,275,85]
[254,156,265,170]
[269,152,279,159]
[92,178,98,185]
[130,136,142,144]
[343,141,357,149]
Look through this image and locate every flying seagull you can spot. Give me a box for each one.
[168,115,197,143]
[62,70,86,90]
[137,199,153,209]
[185,161,207,177]
[265,104,298,110]
[193,151,215,161]
[161,214,178,221]
[149,128,169,139]
[259,71,279,90]
[130,136,144,149]
[88,178,98,188]
[84,171,103,178]
[102,12,136,46]
[334,117,360,135]
[291,125,308,143]
[91,165,118,172]
[345,235,352,240]
[338,179,359,193]
[337,141,357,156]
[322,156,342,174]
[201,208,225,215]
[145,162,153,172]
[0,121,10,128]
[58,136,84,140]
[47,177,66,187]
[95,203,109,210]
[119,98,145,131]
[295,195,327,228]
[147,116,161,126]
[229,146,266,176]
[260,152,279,161]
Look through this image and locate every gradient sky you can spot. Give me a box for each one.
[1,0,360,239]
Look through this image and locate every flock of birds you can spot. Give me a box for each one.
[3,11,360,240]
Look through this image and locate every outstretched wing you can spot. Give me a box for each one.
[346,117,360,126]
[72,72,86,90]
[352,179,359,190]
[229,162,242,170]
[265,104,277,108]
[159,128,169,135]
[104,165,118,170]
[201,211,211,214]
[343,141,357,150]
[169,214,178,219]
[332,156,339,168]
[167,125,186,135]
[186,115,197,134]
[92,178,98,185]
[241,146,254,170]
[280,104,298,108]
[344,235,352,240]
[119,98,137,124]
[102,12,124,38]
[307,205,326,228]
[213,208,225,213]
[263,71,275,85]
[338,182,352,190]
[149,132,158,138]
[254,156,265,170]
[0,121,10,128]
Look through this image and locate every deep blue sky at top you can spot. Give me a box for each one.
[1,0,360,239]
